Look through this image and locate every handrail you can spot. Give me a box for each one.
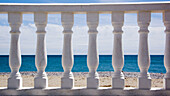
[0,2,170,13]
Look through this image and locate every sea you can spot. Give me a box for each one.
[0,55,166,73]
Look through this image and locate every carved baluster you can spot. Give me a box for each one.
[61,12,74,89]
[87,12,99,89]
[34,12,48,89]
[112,12,125,89]
[163,11,170,90]
[8,12,22,89]
[137,11,151,89]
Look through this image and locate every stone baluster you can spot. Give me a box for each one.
[8,12,22,89]
[61,12,74,89]
[111,12,124,89]
[163,11,170,90]
[34,12,48,89]
[87,12,99,89]
[137,11,151,89]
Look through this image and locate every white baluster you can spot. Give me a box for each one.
[34,12,48,89]
[61,12,74,89]
[163,11,170,90]
[112,12,124,89]
[87,12,99,89]
[8,12,22,89]
[137,11,151,89]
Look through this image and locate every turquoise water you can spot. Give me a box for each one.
[0,55,166,73]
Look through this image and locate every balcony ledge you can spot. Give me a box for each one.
[0,87,169,95]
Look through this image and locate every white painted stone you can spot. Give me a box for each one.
[61,75,74,89]
[1,2,170,93]
[87,12,99,89]
[163,11,170,90]
[112,78,124,89]
[61,12,74,89]
[137,77,151,89]
[163,79,170,90]
[34,12,48,89]
[87,75,99,89]
[8,12,22,89]
[1,2,170,13]
[1,87,170,95]
[112,12,125,89]
[137,11,151,90]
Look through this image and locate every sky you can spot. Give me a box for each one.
[0,0,169,55]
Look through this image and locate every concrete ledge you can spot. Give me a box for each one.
[0,87,170,95]
[0,2,170,13]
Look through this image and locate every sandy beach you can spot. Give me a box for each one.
[0,72,164,88]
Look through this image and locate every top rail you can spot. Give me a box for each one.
[0,2,170,14]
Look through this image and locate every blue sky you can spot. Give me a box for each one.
[0,0,169,55]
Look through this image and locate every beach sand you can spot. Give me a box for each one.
[0,72,164,88]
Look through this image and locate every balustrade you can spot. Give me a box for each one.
[0,2,170,95]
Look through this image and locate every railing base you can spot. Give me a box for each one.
[7,77,22,89]
[137,77,151,89]
[0,87,169,95]
[87,77,99,89]
[34,77,48,89]
[61,77,74,89]
[163,78,170,90]
[112,78,124,89]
